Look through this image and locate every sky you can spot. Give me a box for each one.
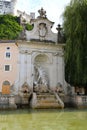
[16,0,70,32]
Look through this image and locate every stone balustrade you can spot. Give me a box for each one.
[0,95,17,109]
[71,95,87,108]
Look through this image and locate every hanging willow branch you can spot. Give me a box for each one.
[63,0,87,86]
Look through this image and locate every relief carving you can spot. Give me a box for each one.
[39,23,47,37]
[38,23,47,41]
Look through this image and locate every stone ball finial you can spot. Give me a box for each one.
[56,24,62,32]
[56,24,63,43]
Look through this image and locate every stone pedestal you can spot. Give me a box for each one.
[16,92,32,108]
[21,93,31,105]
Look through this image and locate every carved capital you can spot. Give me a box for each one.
[53,52,64,57]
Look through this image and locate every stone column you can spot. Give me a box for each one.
[26,51,33,90]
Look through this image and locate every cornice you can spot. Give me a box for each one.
[16,40,65,51]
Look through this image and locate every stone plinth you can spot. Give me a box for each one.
[15,92,32,108]
[9,95,17,109]
[21,93,31,105]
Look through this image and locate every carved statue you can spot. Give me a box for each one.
[55,82,65,95]
[33,65,49,92]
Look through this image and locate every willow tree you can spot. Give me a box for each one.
[63,0,87,86]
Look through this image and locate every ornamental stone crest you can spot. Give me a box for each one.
[38,8,46,18]
[26,8,57,43]
[39,23,47,38]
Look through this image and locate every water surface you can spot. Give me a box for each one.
[0,109,87,130]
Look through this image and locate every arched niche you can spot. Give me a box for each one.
[33,54,50,88]
[32,53,52,65]
[34,54,50,65]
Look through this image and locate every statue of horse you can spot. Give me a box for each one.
[33,65,49,91]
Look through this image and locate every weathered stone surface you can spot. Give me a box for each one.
[0,95,17,109]
[0,8,65,109]
[30,92,64,109]
[26,8,57,43]
[14,41,65,93]
[9,95,17,109]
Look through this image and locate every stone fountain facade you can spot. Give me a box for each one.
[12,8,65,108]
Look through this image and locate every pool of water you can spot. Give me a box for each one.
[0,109,87,130]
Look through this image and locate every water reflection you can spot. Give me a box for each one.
[0,109,87,130]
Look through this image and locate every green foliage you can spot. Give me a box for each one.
[63,0,87,86]
[0,14,23,40]
[25,23,33,31]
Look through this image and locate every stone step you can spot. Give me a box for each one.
[37,94,56,98]
[36,102,61,109]
[37,97,56,101]
[38,99,58,103]
[36,93,59,104]
[31,93,64,109]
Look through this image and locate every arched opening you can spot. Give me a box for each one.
[2,81,10,95]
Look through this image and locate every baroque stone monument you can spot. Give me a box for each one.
[13,8,65,108]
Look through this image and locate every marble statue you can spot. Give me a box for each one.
[55,82,65,95]
[33,65,49,92]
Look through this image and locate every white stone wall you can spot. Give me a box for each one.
[11,0,17,15]
[14,46,33,93]
[17,10,31,23]
[0,0,17,15]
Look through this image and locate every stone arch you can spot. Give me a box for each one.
[35,54,49,64]
[2,81,10,94]
[32,53,52,65]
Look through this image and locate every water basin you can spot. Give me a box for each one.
[0,109,87,130]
